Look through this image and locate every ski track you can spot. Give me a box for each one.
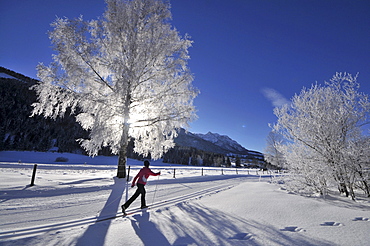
[0,169,256,241]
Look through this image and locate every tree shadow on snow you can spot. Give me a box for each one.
[312,193,370,212]
[151,202,335,246]
[75,177,125,246]
[129,210,172,246]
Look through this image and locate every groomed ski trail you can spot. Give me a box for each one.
[95,182,234,223]
[0,176,255,240]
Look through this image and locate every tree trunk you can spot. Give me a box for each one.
[117,123,129,178]
[349,185,356,201]
[357,171,370,197]
[339,182,349,197]
[362,180,370,197]
[117,146,127,178]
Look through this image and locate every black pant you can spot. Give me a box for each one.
[123,183,146,209]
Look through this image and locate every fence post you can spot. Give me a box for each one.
[30,164,37,186]
[221,169,224,175]
[201,168,203,176]
[126,166,131,182]
[269,170,273,181]
[236,168,238,175]
[173,168,176,179]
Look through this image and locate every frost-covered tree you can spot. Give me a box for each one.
[264,131,286,169]
[345,135,370,197]
[273,73,370,199]
[31,0,198,178]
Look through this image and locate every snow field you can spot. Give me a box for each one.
[1,151,370,245]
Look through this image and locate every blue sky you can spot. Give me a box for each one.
[1,0,369,152]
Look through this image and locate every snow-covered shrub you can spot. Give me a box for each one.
[272,73,370,199]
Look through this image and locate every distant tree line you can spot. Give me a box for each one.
[163,145,269,168]
[0,73,88,153]
[163,146,229,166]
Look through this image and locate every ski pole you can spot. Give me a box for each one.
[125,166,130,202]
[151,175,160,206]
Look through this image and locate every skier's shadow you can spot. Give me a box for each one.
[130,210,171,246]
[76,177,125,246]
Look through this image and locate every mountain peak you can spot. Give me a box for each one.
[195,131,248,154]
[174,129,264,160]
[0,66,38,85]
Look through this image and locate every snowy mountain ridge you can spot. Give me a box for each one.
[0,66,37,85]
[195,131,248,153]
[174,128,262,158]
[0,72,18,80]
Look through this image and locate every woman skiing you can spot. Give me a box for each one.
[121,160,160,215]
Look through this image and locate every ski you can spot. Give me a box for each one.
[95,207,149,223]
[95,213,124,223]
[124,207,150,217]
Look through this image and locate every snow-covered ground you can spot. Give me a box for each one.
[0,151,369,246]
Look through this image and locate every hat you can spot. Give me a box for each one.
[144,160,150,167]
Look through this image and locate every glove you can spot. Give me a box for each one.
[131,184,135,188]
[157,171,161,175]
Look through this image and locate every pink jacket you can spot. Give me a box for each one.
[132,167,160,186]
